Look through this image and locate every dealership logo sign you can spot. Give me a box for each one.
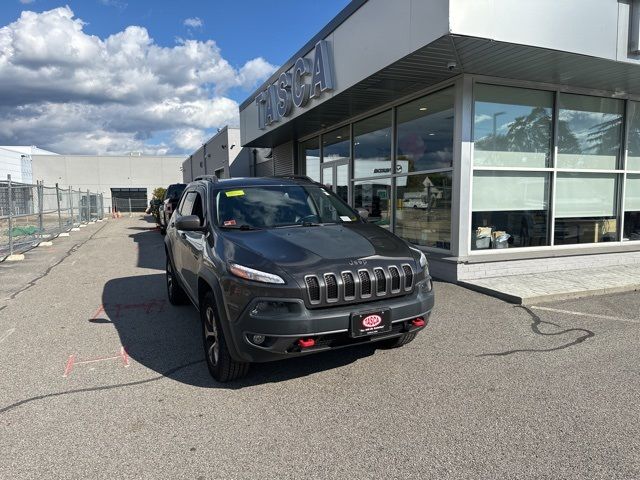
[255,40,334,130]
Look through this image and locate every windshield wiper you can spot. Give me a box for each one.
[219,224,262,231]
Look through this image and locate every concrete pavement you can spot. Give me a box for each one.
[0,215,638,479]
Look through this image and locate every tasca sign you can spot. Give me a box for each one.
[255,40,334,130]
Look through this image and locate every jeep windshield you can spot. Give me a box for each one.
[215,184,359,229]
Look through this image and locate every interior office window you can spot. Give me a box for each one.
[354,179,391,229]
[628,101,640,171]
[624,174,640,241]
[557,94,623,170]
[395,173,452,249]
[471,171,550,249]
[322,126,350,163]
[554,173,618,244]
[300,137,320,182]
[396,88,454,174]
[353,111,392,178]
[473,84,553,168]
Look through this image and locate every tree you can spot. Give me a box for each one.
[152,187,166,201]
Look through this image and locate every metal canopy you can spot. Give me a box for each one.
[245,34,640,147]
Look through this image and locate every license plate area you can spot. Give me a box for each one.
[349,310,391,338]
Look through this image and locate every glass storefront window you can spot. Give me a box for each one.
[471,171,550,249]
[323,126,350,163]
[300,137,320,182]
[353,111,392,179]
[354,179,391,229]
[473,84,553,168]
[554,173,618,244]
[395,173,451,249]
[627,101,640,171]
[624,174,640,241]
[557,94,623,170]
[397,88,454,174]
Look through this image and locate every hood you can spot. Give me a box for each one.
[220,223,414,269]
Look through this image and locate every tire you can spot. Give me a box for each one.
[166,256,187,305]
[201,292,250,382]
[160,226,166,235]
[378,331,417,349]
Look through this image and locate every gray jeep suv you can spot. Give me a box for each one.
[164,175,434,382]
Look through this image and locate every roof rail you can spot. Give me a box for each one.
[271,175,314,182]
[194,175,219,182]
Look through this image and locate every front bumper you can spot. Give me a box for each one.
[226,278,434,363]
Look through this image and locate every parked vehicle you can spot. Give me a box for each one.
[159,183,186,234]
[164,175,434,382]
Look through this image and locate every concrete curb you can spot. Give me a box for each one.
[6,254,25,262]
[459,281,640,305]
[38,241,53,247]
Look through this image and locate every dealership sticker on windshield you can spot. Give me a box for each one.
[340,216,352,222]
[224,220,237,226]
[225,190,245,197]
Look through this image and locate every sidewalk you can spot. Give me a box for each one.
[459,264,640,305]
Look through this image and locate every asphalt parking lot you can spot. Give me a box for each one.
[0,215,638,480]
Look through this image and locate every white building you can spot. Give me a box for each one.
[0,146,57,184]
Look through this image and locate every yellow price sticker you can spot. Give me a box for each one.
[225,190,245,197]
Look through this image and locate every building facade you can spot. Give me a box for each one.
[239,0,640,281]
[32,153,185,211]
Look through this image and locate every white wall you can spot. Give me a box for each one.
[32,154,185,207]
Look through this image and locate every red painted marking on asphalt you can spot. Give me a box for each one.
[120,346,130,367]
[90,304,105,320]
[63,354,76,377]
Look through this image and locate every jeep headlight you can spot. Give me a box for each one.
[410,247,428,269]
[229,263,285,284]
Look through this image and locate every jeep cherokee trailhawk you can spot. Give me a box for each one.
[165,175,434,382]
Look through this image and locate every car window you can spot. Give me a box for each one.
[178,191,197,215]
[165,184,186,200]
[191,193,204,224]
[214,184,357,229]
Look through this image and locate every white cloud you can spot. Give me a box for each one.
[19,0,35,4]
[183,17,203,28]
[0,7,277,154]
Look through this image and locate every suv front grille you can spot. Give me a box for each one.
[304,264,414,306]
[324,274,338,302]
[402,264,414,290]
[359,270,371,297]
[305,276,320,303]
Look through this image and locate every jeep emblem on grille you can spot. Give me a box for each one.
[349,259,367,266]
[362,314,382,328]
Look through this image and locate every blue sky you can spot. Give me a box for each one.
[0,0,350,153]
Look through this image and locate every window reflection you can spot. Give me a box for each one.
[474,84,552,168]
[557,94,623,170]
[554,173,618,244]
[397,88,454,174]
[395,173,451,249]
[627,101,640,171]
[624,174,640,241]
[353,111,392,178]
[323,126,350,163]
[354,179,391,229]
[300,137,320,182]
[471,171,550,249]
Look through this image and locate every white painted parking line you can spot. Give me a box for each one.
[531,306,639,324]
[0,328,16,344]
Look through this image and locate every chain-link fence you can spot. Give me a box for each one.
[0,175,105,260]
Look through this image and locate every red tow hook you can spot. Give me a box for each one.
[411,317,426,328]
[297,338,316,348]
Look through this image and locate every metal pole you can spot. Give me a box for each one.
[100,194,104,219]
[86,189,90,221]
[8,174,14,256]
[55,183,63,233]
[128,197,132,217]
[68,186,74,226]
[37,181,44,235]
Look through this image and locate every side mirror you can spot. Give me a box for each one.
[175,215,205,231]
[356,208,369,221]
